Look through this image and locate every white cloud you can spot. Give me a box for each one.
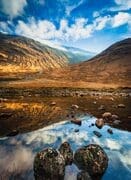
[111,12,131,27]
[65,0,84,16]
[95,16,110,30]
[111,0,131,11]
[15,17,94,42]
[0,0,27,19]
[93,11,100,18]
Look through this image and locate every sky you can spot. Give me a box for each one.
[0,0,131,52]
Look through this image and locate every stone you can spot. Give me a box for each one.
[118,104,125,108]
[107,128,113,134]
[59,142,73,165]
[34,148,65,180]
[74,129,79,133]
[74,144,108,176]
[71,119,82,126]
[113,120,121,125]
[111,114,119,120]
[71,104,79,109]
[95,118,104,129]
[98,105,105,111]
[7,130,19,137]
[77,171,92,180]
[102,112,112,120]
[93,131,102,138]
[50,101,56,106]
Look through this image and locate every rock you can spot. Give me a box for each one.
[93,131,102,138]
[113,120,121,125]
[98,105,105,111]
[7,130,19,137]
[111,114,119,120]
[102,112,112,120]
[93,101,97,104]
[50,101,56,106]
[34,148,65,180]
[95,118,104,129]
[107,128,113,134]
[71,118,82,126]
[77,171,92,180]
[71,104,79,109]
[59,142,73,165]
[74,144,108,176]
[118,104,125,108]
[91,123,94,126]
[74,129,79,133]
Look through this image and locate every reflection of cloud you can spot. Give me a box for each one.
[105,139,121,150]
[0,145,34,174]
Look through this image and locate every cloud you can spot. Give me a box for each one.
[111,12,131,27]
[95,16,110,30]
[111,0,131,11]
[0,21,12,33]
[0,0,27,19]
[65,0,84,16]
[15,17,94,42]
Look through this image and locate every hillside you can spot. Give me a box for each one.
[0,33,69,77]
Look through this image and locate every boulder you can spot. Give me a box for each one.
[77,171,92,180]
[74,144,108,176]
[95,118,104,129]
[93,131,102,138]
[107,128,113,134]
[59,142,73,165]
[118,104,125,108]
[34,148,65,180]
[102,112,112,120]
[71,104,79,109]
[111,114,119,120]
[98,105,105,111]
[71,119,82,126]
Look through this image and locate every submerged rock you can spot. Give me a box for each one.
[34,148,65,180]
[59,142,73,165]
[107,128,113,134]
[95,118,104,129]
[77,171,92,180]
[74,144,108,176]
[93,131,102,138]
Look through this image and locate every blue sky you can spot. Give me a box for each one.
[0,0,131,52]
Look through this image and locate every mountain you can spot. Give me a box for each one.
[59,46,96,64]
[0,33,69,75]
[66,38,131,87]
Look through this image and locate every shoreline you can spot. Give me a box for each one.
[0,87,131,98]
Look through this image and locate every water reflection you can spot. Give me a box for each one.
[0,115,131,179]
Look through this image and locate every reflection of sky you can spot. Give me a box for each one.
[0,115,131,179]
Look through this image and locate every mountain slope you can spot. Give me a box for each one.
[0,33,69,75]
[69,38,131,85]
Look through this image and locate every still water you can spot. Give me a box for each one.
[0,96,131,179]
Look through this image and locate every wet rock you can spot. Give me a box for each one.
[91,123,94,126]
[71,104,79,109]
[95,118,104,129]
[74,144,108,176]
[74,129,79,133]
[93,131,102,138]
[118,104,125,108]
[77,171,92,180]
[107,128,113,134]
[7,130,19,137]
[102,112,112,120]
[98,105,105,111]
[34,148,65,180]
[59,142,73,165]
[111,114,119,120]
[113,120,121,125]
[50,101,56,106]
[71,118,82,126]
